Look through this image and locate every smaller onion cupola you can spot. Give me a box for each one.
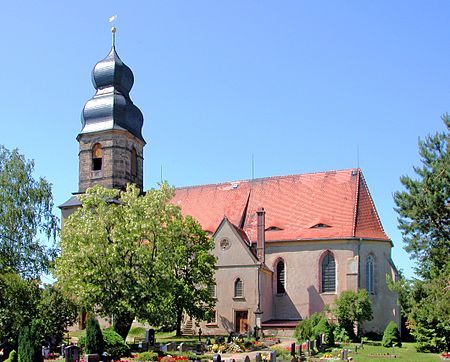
[77,27,145,193]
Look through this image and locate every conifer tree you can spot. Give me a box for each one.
[85,317,104,355]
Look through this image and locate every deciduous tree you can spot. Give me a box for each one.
[55,183,216,339]
[333,289,373,340]
[0,145,58,279]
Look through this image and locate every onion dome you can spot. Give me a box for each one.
[79,30,145,142]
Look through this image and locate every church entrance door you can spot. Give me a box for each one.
[235,311,248,334]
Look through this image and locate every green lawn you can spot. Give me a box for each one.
[330,342,442,362]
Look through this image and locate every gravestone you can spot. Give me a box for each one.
[206,337,212,346]
[269,351,277,362]
[179,343,189,352]
[167,342,176,351]
[227,332,234,343]
[243,356,250,362]
[306,340,310,352]
[65,345,80,362]
[213,354,221,362]
[85,354,99,362]
[60,344,66,357]
[290,343,296,356]
[160,344,167,352]
[146,329,155,346]
[42,347,50,359]
[255,352,262,362]
[196,342,203,355]
[343,349,348,360]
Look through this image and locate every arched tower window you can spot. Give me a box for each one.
[234,278,243,298]
[366,255,375,294]
[276,260,285,294]
[131,147,137,177]
[92,143,103,171]
[321,251,336,293]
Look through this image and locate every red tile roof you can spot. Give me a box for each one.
[172,169,390,242]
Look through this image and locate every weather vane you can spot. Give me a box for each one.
[109,15,118,47]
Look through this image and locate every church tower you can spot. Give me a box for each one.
[77,28,145,192]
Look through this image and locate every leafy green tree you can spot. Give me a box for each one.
[0,145,58,279]
[407,274,450,352]
[36,285,79,348]
[393,115,449,279]
[333,289,373,340]
[295,312,334,345]
[0,273,40,353]
[55,183,215,339]
[85,317,104,355]
[154,215,216,336]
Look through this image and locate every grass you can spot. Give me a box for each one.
[321,342,442,361]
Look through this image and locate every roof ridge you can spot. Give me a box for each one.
[175,168,359,190]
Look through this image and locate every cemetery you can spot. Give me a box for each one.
[24,324,441,362]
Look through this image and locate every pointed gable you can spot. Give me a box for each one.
[173,169,390,242]
[213,218,258,266]
[354,171,389,240]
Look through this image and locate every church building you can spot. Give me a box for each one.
[60,34,400,336]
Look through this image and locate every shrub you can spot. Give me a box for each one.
[333,325,350,343]
[5,350,17,362]
[382,321,402,348]
[136,351,158,362]
[103,328,130,359]
[79,327,130,359]
[85,317,104,355]
[295,312,335,346]
[333,290,373,340]
[363,331,382,341]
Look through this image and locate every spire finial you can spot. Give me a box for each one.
[111,26,117,47]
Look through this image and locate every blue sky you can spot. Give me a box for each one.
[2,1,449,280]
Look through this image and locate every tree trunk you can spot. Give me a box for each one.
[113,312,134,340]
[175,309,183,337]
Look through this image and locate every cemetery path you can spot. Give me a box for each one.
[220,338,296,362]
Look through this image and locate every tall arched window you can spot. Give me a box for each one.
[92,143,103,171]
[234,278,243,298]
[131,147,137,177]
[321,251,336,293]
[366,255,375,294]
[276,260,285,294]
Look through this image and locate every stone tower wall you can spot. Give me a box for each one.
[78,130,144,192]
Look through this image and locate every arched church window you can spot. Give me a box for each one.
[131,147,137,177]
[92,143,103,171]
[276,260,285,294]
[321,251,336,293]
[366,255,375,294]
[234,278,243,298]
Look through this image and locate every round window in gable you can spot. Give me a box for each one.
[219,238,231,251]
